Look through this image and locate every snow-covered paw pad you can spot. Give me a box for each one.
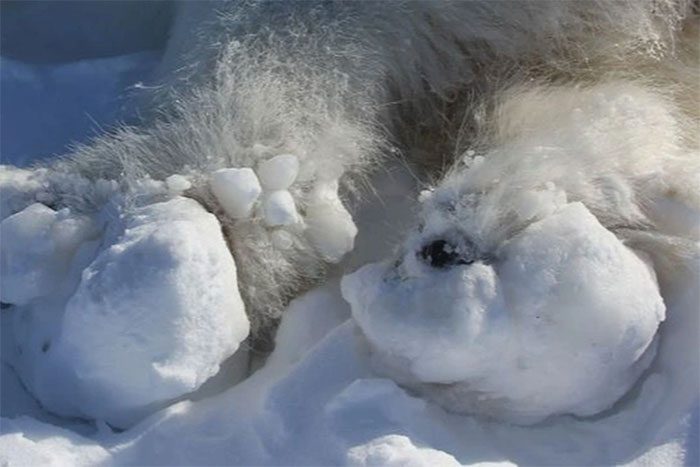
[342,182,665,424]
[209,153,357,262]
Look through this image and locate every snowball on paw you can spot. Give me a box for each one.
[0,203,96,305]
[165,174,192,194]
[342,202,665,423]
[305,180,358,262]
[263,190,300,226]
[210,167,262,219]
[257,154,299,190]
[49,197,249,427]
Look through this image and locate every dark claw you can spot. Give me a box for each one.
[420,239,473,268]
[419,238,493,268]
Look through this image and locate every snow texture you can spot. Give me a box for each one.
[1,53,159,166]
[0,203,96,305]
[257,154,300,191]
[210,168,262,219]
[3,197,249,427]
[306,180,359,262]
[342,201,665,423]
[262,190,300,226]
[1,282,697,465]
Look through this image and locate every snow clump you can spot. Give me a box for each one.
[5,197,249,427]
[306,180,358,262]
[342,201,665,423]
[257,154,300,191]
[208,154,357,260]
[263,190,300,226]
[210,167,262,219]
[0,203,97,305]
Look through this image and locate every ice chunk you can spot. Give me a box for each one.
[263,190,300,226]
[165,174,191,193]
[257,154,299,190]
[342,202,664,422]
[306,180,358,262]
[48,197,249,426]
[210,168,261,219]
[0,203,95,305]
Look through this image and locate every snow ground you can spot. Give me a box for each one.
[1,53,159,166]
[1,277,697,465]
[1,6,698,466]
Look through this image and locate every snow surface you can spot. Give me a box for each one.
[1,277,698,465]
[1,53,159,166]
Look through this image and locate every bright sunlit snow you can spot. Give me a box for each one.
[342,202,665,422]
[3,197,249,428]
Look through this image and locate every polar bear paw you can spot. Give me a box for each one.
[209,153,357,263]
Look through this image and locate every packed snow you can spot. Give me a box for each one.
[257,154,300,191]
[342,201,665,423]
[0,203,97,305]
[306,180,359,263]
[210,168,263,219]
[210,158,357,258]
[165,174,192,194]
[262,190,300,226]
[1,275,697,465]
[3,197,249,428]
